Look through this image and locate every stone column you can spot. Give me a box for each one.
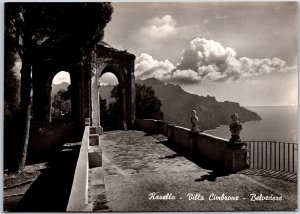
[89,58,103,134]
[70,69,80,125]
[167,124,175,142]
[90,71,99,127]
[45,82,52,123]
[121,88,127,130]
[130,73,136,126]
[126,67,136,128]
[81,60,91,126]
[32,65,51,126]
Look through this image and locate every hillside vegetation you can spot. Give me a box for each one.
[137,78,261,130]
[54,78,261,131]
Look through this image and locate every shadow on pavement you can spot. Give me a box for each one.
[194,170,229,182]
[159,153,183,159]
[158,139,231,182]
[14,143,80,212]
[238,168,297,183]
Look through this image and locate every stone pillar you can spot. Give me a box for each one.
[70,68,80,125]
[32,65,51,126]
[129,72,136,127]
[89,58,103,135]
[81,60,91,127]
[225,142,248,172]
[91,71,99,127]
[167,124,175,142]
[125,65,136,129]
[69,62,90,132]
[156,120,163,134]
[85,118,90,126]
[45,82,52,123]
[121,88,126,121]
[121,88,127,130]
[190,131,199,155]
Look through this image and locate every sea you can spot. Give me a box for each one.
[205,106,298,144]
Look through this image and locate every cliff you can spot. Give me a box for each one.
[137,78,261,130]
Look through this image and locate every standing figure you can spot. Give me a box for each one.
[191,110,200,132]
[229,113,243,144]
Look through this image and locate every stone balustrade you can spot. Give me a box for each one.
[135,118,248,172]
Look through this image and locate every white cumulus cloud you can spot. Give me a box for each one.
[137,15,206,40]
[135,38,296,84]
[135,53,175,80]
[139,15,178,39]
[175,38,296,82]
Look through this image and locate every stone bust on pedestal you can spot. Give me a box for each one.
[191,110,200,132]
[229,113,243,144]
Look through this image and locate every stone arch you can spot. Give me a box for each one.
[97,63,125,87]
[49,69,80,123]
[97,65,127,130]
[31,62,83,128]
[31,65,59,125]
[90,43,136,132]
[30,43,135,133]
[50,71,72,121]
[97,66,123,90]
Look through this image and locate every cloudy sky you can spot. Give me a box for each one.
[100,2,298,106]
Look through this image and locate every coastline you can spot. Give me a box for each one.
[205,106,298,144]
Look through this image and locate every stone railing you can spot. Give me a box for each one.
[135,119,248,172]
[66,119,102,211]
[134,119,168,135]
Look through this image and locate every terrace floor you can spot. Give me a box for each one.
[89,130,297,212]
[3,142,81,212]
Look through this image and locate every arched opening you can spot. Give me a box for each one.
[51,71,72,122]
[98,68,125,131]
[27,70,77,165]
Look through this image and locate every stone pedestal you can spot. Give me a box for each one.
[90,126,103,135]
[85,118,90,126]
[167,124,176,142]
[156,120,164,134]
[190,131,199,155]
[225,142,248,172]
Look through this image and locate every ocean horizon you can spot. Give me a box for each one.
[205,106,298,144]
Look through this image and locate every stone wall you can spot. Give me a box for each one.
[67,119,102,211]
[135,119,248,172]
[66,123,90,211]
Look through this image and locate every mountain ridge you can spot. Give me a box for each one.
[136,78,261,130]
[53,78,262,131]
[51,82,69,96]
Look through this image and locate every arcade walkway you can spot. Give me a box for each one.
[89,130,297,212]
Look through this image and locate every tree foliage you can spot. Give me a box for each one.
[135,84,163,120]
[52,88,71,117]
[110,83,163,120]
[5,3,113,64]
[5,3,113,171]
[100,97,108,119]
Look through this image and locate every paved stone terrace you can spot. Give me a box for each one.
[89,130,297,212]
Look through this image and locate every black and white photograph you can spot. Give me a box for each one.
[3,1,298,212]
